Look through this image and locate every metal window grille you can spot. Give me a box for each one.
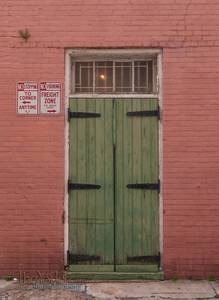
[75,62,93,93]
[73,59,157,94]
[95,61,113,93]
[115,61,132,93]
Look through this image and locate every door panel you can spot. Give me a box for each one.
[69,99,114,271]
[115,99,159,271]
[69,98,160,272]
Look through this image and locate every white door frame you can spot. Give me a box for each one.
[64,48,163,269]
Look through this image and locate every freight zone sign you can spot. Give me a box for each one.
[40,82,61,114]
[16,82,38,114]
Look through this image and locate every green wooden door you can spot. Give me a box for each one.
[115,99,160,272]
[68,98,114,272]
[69,98,159,272]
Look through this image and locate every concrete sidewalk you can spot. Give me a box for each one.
[0,279,219,299]
[86,280,219,299]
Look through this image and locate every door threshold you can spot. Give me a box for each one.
[66,271,164,280]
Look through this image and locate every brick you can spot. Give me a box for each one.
[0,0,219,279]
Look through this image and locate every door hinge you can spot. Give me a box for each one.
[68,253,101,264]
[68,109,101,120]
[127,254,160,265]
[68,181,101,191]
[127,107,160,119]
[127,180,160,193]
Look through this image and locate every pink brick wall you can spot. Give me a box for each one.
[0,0,219,278]
[0,48,65,276]
[163,47,219,278]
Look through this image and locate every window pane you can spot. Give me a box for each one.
[134,61,153,93]
[75,62,93,93]
[95,62,113,93]
[115,62,132,93]
[74,59,156,94]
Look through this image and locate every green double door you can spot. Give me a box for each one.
[68,98,160,272]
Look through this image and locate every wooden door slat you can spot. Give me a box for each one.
[115,98,159,270]
[69,99,114,269]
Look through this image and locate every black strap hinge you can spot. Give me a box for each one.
[68,181,101,191]
[68,109,101,120]
[127,107,160,119]
[127,181,160,192]
[127,254,160,265]
[68,252,101,264]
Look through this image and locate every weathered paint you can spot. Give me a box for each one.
[0,0,219,279]
[115,99,159,271]
[69,99,114,271]
[68,98,159,273]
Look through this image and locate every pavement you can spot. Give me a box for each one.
[0,279,219,299]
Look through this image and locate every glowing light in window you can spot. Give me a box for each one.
[100,74,106,80]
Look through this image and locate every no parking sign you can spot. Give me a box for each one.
[40,82,61,114]
[16,82,38,114]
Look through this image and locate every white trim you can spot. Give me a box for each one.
[69,48,161,59]
[64,48,163,269]
[64,50,71,265]
[158,51,163,270]
[72,61,75,94]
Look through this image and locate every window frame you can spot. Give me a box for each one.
[69,49,160,98]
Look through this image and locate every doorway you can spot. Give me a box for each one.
[68,97,160,272]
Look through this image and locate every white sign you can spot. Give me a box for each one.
[17,82,38,114]
[40,82,61,114]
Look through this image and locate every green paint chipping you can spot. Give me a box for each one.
[69,99,114,269]
[115,99,159,271]
[68,98,160,275]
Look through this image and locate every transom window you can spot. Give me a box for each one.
[72,59,157,94]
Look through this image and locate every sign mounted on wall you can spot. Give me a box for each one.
[16,82,38,114]
[40,82,61,114]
